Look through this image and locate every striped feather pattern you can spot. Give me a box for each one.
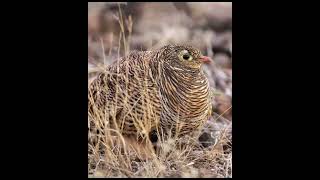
[88,45,212,140]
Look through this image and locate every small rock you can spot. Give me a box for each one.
[198,131,216,148]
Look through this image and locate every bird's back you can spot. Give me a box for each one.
[88,50,161,139]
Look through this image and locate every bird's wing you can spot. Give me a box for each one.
[90,51,154,118]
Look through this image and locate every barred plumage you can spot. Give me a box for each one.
[89,44,212,141]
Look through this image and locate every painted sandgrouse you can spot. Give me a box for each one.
[88,44,213,142]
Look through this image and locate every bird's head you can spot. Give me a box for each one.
[158,44,212,70]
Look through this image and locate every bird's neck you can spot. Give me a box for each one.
[158,62,208,106]
[163,62,204,82]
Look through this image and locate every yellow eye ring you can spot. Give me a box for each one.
[179,50,193,61]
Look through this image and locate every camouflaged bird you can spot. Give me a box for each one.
[88,44,213,141]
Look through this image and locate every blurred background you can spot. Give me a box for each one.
[88,2,232,121]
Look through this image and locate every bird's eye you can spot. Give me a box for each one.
[183,54,190,60]
[180,50,193,61]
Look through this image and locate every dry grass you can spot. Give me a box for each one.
[88,4,232,178]
[88,103,232,177]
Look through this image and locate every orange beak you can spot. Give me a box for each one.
[199,56,212,63]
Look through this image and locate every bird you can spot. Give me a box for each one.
[88,44,213,145]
